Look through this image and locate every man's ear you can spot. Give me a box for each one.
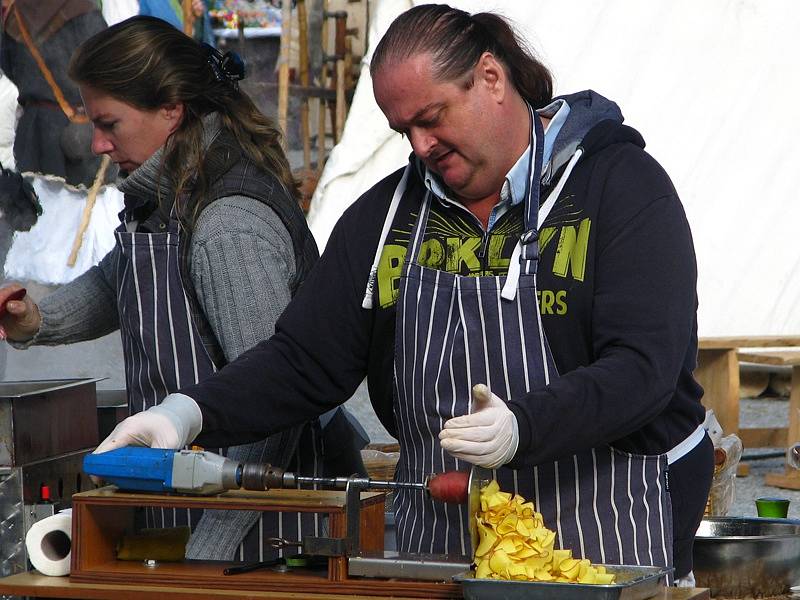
[161,103,185,134]
[475,52,507,102]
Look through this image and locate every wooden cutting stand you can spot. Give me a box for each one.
[0,486,462,598]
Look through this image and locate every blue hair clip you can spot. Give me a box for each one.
[202,43,246,91]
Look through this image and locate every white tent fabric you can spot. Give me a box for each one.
[101,0,140,26]
[0,75,17,169]
[307,0,800,337]
[4,177,123,285]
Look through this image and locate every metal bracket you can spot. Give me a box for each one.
[301,535,346,557]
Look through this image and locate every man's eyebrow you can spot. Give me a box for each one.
[392,102,445,130]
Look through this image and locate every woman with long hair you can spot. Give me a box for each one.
[0,15,332,561]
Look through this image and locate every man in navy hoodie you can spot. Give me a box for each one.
[86,3,713,583]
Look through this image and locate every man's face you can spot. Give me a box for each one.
[373,53,506,203]
[80,85,183,173]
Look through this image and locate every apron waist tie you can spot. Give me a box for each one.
[666,423,706,465]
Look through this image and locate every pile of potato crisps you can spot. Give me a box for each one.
[474,480,615,584]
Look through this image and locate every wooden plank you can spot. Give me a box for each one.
[764,470,800,490]
[73,488,384,512]
[764,364,800,486]
[277,0,292,145]
[297,0,311,171]
[738,350,800,366]
[739,427,787,449]
[695,348,740,435]
[0,571,452,599]
[699,335,800,349]
[0,572,710,600]
[788,365,800,455]
[738,427,788,448]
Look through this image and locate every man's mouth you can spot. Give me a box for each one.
[433,150,454,166]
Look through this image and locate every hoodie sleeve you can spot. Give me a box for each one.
[507,146,699,466]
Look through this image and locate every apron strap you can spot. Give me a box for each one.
[501,106,543,301]
[501,137,585,302]
[361,165,412,309]
[666,423,707,465]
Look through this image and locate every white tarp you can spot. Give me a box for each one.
[307,0,800,337]
[4,177,123,284]
[0,75,17,168]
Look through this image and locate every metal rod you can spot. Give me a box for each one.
[294,475,426,492]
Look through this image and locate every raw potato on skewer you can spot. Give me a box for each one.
[474,480,616,583]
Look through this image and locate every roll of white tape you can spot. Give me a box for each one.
[24,510,72,576]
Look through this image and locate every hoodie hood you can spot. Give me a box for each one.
[546,90,644,185]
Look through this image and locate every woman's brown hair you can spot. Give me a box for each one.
[69,16,299,221]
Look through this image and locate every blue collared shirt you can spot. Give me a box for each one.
[422,99,570,231]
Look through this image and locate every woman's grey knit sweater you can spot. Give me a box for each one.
[24,117,303,560]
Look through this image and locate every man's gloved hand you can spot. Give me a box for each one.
[94,393,203,453]
[438,384,519,469]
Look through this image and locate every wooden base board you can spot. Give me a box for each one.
[69,562,461,598]
[0,572,711,600]
[764,470,800,490]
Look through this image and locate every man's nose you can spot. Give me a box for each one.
[408,128,436,158]
[91,129,113,155]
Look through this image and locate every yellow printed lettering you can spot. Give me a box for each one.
[536,289,568,316]
[418,238,445,269]
[540,289,555,314]
[376,244,407,307]
[487,235,511,271]
[539,227,558,252]
[445,237,481,273]
[555,290,567,315]
[552,218,590,281]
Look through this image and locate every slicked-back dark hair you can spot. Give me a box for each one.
[370,4,553,108]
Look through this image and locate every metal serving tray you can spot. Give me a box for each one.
[454,564,670,600]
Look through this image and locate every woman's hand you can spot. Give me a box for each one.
[0,285,41,341]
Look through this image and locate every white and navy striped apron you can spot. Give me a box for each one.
[391,113,676,576]
[114,208,322,562]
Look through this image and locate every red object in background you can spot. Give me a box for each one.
[0,288,26,318]
[40,484,51,502]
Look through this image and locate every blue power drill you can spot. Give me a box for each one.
[83,447,471,500]
[83,447,267,495]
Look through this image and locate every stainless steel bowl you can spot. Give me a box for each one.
[693,516,800,598]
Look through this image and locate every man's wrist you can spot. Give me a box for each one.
[157,393,203,446]
[505,402,529,468]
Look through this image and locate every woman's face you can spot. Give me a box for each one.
[80,85,184,172]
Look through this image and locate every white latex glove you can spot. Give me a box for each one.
[438,384,519,469]
[94,393,203,454]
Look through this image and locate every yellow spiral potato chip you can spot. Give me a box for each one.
[473,480,616,584]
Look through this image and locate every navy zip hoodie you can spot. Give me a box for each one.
[188,90,706,462]
[185,90,712,576]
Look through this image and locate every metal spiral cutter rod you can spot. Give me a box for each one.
[239,464,431,559]
[292,475,428,493]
